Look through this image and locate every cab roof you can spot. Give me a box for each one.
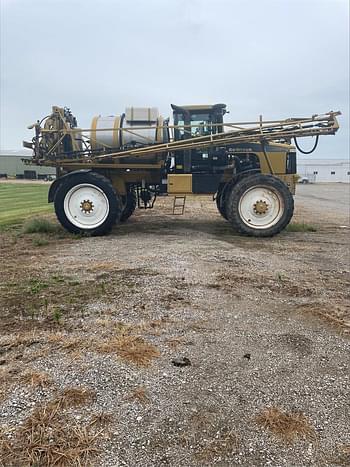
[171,103,227,112]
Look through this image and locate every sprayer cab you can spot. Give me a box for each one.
[171,104,227,140]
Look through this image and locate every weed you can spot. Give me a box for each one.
[286,222,317,232]
[51,275,66,283]
[22,370,53,388]
[0,391,102,466]
[22,217,58,234]
[28,279,49,295]
[90,412,113,427]
[127,386,150,404]
[256,407,316,442]
[55,387,96,408]
[165,336,186,348]
[32,236,49,247]
[176,411,239,462]
[0,366,22,402]
[98,335,160,366]
[195,428,239,462]
[276,272,284,282]
[88,262,116,272]
[332,444,350,465]
[297,303,350,333]
[1,332,42,352]
[53,309,62,324]
[29,305,38,320]
[68,280,81,286]
[42,297,49,314]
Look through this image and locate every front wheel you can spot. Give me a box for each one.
[226,174,294,237]
[54,172,122,235]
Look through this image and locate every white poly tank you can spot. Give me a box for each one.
[90,107,167,151]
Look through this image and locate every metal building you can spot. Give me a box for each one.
[0,150,56,179]
[298,159,350,183]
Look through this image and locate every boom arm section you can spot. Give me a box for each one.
[24,108,341,166]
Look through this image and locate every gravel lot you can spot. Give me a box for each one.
[1,183,349,466]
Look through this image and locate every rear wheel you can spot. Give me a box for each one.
[54,172,122,235]
[226,174,294,237]
[120,190,137,222]
[216,185,230,220]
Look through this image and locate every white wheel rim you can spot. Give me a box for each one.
[63,183,109,229]
[238,185,284,229]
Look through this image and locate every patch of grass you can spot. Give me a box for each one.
[256,407,315,442]
[98,335,160,366]
[331,444,350,465]
[176,410,239,463]
[195,427,238,462]
[0,182,52,228]
[1,273,108,321]
[126,386,150,404]
[87,262,117,272]
[22,370,53,388]
[23,217,58,234]
[165,336,187,348]
[90,411,113,427]
[297,303,350,334]
[0,332,42,352]
[0,366,21,402]
[286,222,317,232]
[32,236,49,247]
[0,389,103,466]
[28,278,49,295]
[53,309,63,324]
[56,387,96,408]
[276,272,284,282]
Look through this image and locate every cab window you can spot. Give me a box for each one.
[190,113,211,137]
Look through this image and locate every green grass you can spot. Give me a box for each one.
[286,222,317,232]
[0,182,52,229]
[23,217,58,234]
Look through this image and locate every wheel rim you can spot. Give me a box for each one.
[238,185,284,229]
[63,183,110,229]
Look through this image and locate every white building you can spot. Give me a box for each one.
[0,150,56,179]
[298,159,350,183]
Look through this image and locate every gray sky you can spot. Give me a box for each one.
[1,0,349,158]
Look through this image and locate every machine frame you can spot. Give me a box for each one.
[23,104,340,237]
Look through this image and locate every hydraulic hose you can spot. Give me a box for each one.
[293,135,319,154]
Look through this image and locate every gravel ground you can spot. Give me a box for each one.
[1,183,349,466]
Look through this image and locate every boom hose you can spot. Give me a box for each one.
[293,135,319,154]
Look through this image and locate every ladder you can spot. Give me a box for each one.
[172,196,186,215]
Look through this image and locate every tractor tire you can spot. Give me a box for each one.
[216,184,231,220]
[54,172,122,236]
[226,174,294,237]
[120,190,137,222]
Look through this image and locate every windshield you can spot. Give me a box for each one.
[174,111,213,140]
[190,113,211,137]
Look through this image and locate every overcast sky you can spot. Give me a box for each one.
[0,0,349,158]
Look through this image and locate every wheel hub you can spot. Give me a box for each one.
[253,199,269,215]
[80,199,94,213]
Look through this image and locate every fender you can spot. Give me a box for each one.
[48,169,92,203]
